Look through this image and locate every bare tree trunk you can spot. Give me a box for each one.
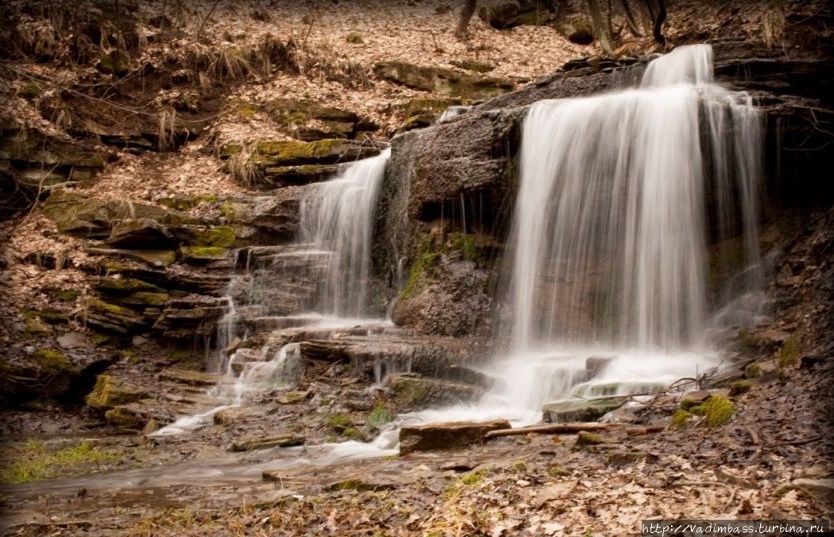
[618,0,645,37]
[586,0,614,56]
[455,0,478,40]
[652,0,667,44]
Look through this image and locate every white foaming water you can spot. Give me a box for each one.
[402,45,763,429]
[437,105,472,123]
[156,150,392,437]
[510,44,760,353]
[299,147,391,317]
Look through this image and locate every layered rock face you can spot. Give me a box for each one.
[375,39,834,339]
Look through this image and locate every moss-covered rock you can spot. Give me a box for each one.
[40,287,80,302]
[542,397,624,423]
[104,405,145,429]
[374,61,514,99]
[189,226,236,248]
[93,277,165,295]
[573,431,608,449]
[403,98,466,130]
[83,299,147,334]
[179,246,230,262]
[450,60,495,73]
[86,374,147,410]
[96,49,131,77]
[42,191,194,239]
[268,98,376,141]
[690,395,734,427]
[219,139,380,166]
[386,373,483,411]
[729,380,755,396]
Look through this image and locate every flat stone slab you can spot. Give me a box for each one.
[542,397,624,423]
[399,419,510,455]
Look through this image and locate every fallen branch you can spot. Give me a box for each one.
[484,423,616,439]
[485,422,667,439]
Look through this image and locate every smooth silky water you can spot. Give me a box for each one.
[15,46,767,493]
[404,43,763,427]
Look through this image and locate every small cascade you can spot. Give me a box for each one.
[159,150,392,436]
[437,105,472,123]
[299,147,391,317]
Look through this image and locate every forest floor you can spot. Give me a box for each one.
[1,1,833,535]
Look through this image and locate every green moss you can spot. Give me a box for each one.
[777,336,799,369]
[342,427,364,440]
[400,235,441,300]
[34,309,69,324]
[105,406,144,429]
[95,278,164,294]
[254,139,346,162]
[511,459,527,472]
[0,439,124,484]
[327,413,352,432]
[190,226,236,248]
[691,395,734,427]
[220,203,236,222]
[390,376,430,407]
[367,403,395,430]
[85,374,146,409]
[449,233,477,261]
[124,292,170,306]
[729,380,755,396]
[158,197,198,211]
[32,349,71,374]
[41,287,79,302]
[574,431,605,447]
[458,469,488,486]
[231,98,258,120]
[547,464,569,477]
[744,362,762,378]
[89,299,134,317]
[181,246,229,260]
[670,408,692,429]
[23,316,51,337]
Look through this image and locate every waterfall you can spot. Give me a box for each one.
[299,148,391,317]
[509,44,762,353]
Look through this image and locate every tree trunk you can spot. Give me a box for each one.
[586,0,614,56]
[456,0,479,40]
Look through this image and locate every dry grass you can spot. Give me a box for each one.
[223,141,261,188]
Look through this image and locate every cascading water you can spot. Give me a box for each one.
[154,149,392,436]
[299,148,391,318]
[488,44,763,414]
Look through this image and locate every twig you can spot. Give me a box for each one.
[769,435,822,447]
[485,423,615,438]
[196,0,222,39]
